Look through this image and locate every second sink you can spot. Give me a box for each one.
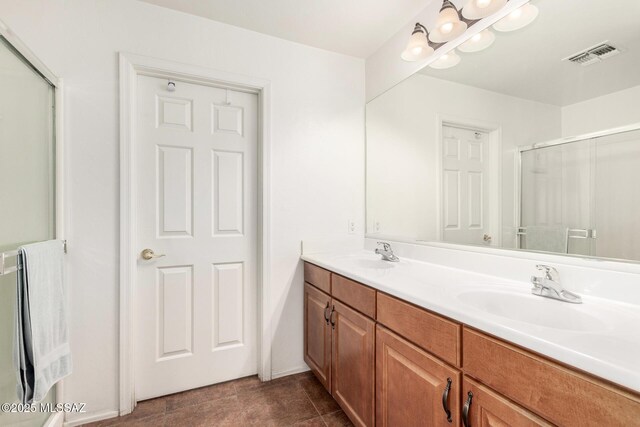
[456,289,604,332]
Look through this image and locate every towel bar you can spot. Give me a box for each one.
[0,240,67,276]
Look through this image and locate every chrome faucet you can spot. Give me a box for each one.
[530,265,582,304]
[375,241,399,262]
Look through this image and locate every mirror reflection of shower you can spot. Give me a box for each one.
[519,126,640,261]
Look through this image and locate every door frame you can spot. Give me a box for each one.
[118,53,272,415]
[435,114,502,247]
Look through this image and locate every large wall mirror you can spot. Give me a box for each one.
[366,0,640,262]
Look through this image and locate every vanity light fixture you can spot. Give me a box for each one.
[458,28,496,52]
[462,0,508,20]
[429,49,462,69]
[493,3,539,32]
[401,23,435,61]
[430,0,468,43]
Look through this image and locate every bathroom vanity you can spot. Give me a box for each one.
[301,254,640,427]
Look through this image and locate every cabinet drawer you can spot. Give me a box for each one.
[331,273,376,318]
[377,293,461,366]
[304,262,331,294]
[462,377,552,427]
[463,328,640,426]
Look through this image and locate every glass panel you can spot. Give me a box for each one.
[520,140,596,257]
[0,36,56,427]
[520,128,640,261]
[593,129,640,261]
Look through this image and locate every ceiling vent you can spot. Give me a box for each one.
[564,42,621,66]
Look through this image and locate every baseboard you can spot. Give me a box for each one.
[43,412,64,427]
[271,365,310,380]
[63,410,119,427]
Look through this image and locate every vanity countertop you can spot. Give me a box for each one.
[301,250,640,393]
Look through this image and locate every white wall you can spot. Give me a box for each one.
[366,73,561,245]
[561,85,640,136]
[0,0,365,423]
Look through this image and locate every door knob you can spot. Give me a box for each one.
[141,248,166,260]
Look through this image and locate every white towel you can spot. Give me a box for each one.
[524,225,569,254]
[14,240,72,404]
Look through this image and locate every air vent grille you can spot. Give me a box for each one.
[564,42,621,67]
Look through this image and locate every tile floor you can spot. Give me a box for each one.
[84,372,353,426]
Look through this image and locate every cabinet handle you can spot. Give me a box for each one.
[441,378,452,423]
[330,305,336,329]
[462,391,473,427]
[323,302,331,324]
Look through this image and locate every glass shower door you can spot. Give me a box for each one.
[520,139,596,256]
[0,36,56,427]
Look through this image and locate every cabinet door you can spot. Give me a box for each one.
[461,377,552,427]
[331,300,375,427]
[376,326,461,427]
[304,283,332,391]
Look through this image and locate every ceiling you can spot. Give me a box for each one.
[419,0,640,106]
[138,0,432,58]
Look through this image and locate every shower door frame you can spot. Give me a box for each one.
[516,122,640,251]
[0,20,66,427]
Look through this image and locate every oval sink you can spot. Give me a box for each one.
[457,290,604,331]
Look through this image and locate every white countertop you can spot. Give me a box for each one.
[301,250,640,393]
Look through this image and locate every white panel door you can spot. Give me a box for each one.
[135,75,258,400]
[442,125,490,245]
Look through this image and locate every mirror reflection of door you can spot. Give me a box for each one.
[441,125,491,245]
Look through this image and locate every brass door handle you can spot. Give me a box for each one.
[141,248,166,260]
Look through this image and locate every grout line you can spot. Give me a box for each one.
[299,382,323,418]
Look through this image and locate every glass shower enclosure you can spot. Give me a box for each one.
[0,35,57,426]
[519,127,640,262]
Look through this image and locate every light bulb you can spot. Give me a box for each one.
[509,8,523,19]
[458,28,495,53]
[441,22,454,34]
[429,49,461,69]
[401,23,434,61]
[493,4,538,32]
[430,1,467,43]
[462,0,506,20]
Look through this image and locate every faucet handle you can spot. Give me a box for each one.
[377,241,392,251]
[536,264,559,281]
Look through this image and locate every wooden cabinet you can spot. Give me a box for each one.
[304,266,376,426]
[461,377,552,427]
[304,283,332,391]
[376,326,461,427]
[463,327,640,427]
[332,300,376,427]
[377,293,461,367]
[304,262,331,294]
[332,273,377,318]
[303,262,640,427]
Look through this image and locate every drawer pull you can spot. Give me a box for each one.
[323,302,331,325]
[441,377,453,422]
[462,391,473,427]
[330,305,336,329]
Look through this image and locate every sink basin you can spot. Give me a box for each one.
[456,290,605,331]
